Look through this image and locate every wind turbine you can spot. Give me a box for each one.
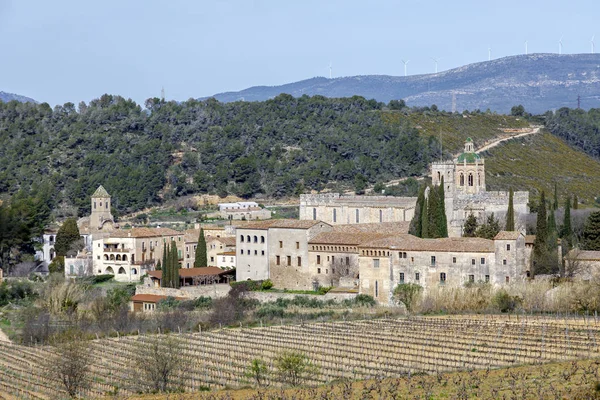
[329,61,332,79]
[431,57,441,73]
[558,36,563,55]
[488,46,491,61]
[401,59,410,77]
[525,40,528,55]
[592,35,596,54]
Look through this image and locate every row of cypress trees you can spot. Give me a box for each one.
[160,241,180,288]
[409,177,448,239]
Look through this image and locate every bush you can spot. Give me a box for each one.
[493,289,521,313]
[317,286,332,295]
[255,304,285,319]
[260,279,273,290]
[274,350,318,387]
[349,294,376,307]
[231,280,263,291]
[90,274,114,284]
[393,283,423,312]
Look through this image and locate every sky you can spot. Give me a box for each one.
[1,0,599,106]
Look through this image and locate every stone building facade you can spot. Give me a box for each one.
[431,138,529,237]
[299,194,416,225]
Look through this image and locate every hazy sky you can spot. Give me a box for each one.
[1,0,598,106]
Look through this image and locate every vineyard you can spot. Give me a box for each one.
[1,315,600,399]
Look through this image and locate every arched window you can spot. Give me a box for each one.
[131,268,137,275]
[116,254,121,261]
[253,236,258,243]
[379,209,383,223]
[105,267,114,275]
[118,267,126,274]
[261,236,265,243]
[110,254,115,261]
[104,254,109,261]
[123,255,128,262]
[240,235,244,242]
[478,173,481,186]
[437,171,441,182]
[460,173,464,186]
[246,235,251,242]
[468,173,473,187]
[313,208,317,220]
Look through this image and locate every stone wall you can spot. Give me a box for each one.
[135,283,231,299]
[246,291,357,303]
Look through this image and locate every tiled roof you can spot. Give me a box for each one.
[332,222,410,234]
[525,235,536,245]
[130,294,186,303]
[566,250,600,261]
[220,237,236,246]
[148,267,231,279]
[309,232,392,246]
[494,231,522,240]
[332,196,417,207]
[218,251,236,256]
[238,219,329,230]
[360,234,495,253]
[110,227,181,238]
[91,185,110,198]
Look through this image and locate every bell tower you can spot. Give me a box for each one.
[90,185,114,230]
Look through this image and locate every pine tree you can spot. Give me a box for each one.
[463,213,478,237]
[437,178,448,238]
[561,196,572,243]
[573,195,579,210]
[420,197,429,239]
[194,228,207,268]
[161,242,169,288]
[476,213,501,239]
[505,188,515,231]
[170,241,180,289]
[54,218,81,257]
[409,185,425,237]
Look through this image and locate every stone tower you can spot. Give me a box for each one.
[454,138,485,195]
[90,185,114,230]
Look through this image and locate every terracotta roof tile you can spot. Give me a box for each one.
[360,234,495,253]
[110,227,181,238]
[148,267,231,279]
[494,231,522,240]
[130,294,187,303]
[567,250,600,261]
[331,222,410,234]
[525,235,536,245]
[309,232,392,246]
[238,219,329,230]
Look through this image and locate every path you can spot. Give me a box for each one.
[0,327,10,343]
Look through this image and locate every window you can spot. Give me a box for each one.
[261,236,265,243]
[105,202,108,209]
[93,201,96,209]
[356,209,360,223]
[431,256,436,266]
[480,258,485,265]
[210,256,214,262]
[506,276,510,283]
[485,275,490,282]
[468,274,475,283]
[254,236,258,243]
[317,255,321,264]
[415,272,420,281]
[241,249,244,255]
[99,201,102,207]
[317,268,321,274]
[261,250,265,256]
[373,259,380,268]
[287,256,291,266]
[468,173,473,186]
[313,208,317,220]
[375,281,379,297]
[332,256,335,264]
[452,257,456,263]
[297,256,302,267]
[507,244,511,251]
[247,235,251,242]
[333,208,337,223]
[440,272,446,283]
[471,258,476,265]
[411,257,414,262]
[379,209,383,223]
[503,259,507,265]
[346,256,350,265]
[296,242,299,249]
[276,256,280,265]
[97,256,100,260]
[254,250,258,255]
[399,273,405,283]
[460,173,464,186]
[279,241,283,248]
[326,269,328,274]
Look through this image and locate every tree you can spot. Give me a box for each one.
[171,241,180,289]
[354,174,367,195]
[132,334,185,393]
[161,242,169,288]
[553,183,559,210]
[562,196,573,242]
[194,228,207,268]
[244,358,269,387]
[54,218,80,257]
[532,191,549,276]
[409,185,426,237]
[426,186,440,238]
[548,206,557,235]
[573,195,579,210]
[510,104,525,116]
[437,178,448,238]
[330,256,359,286]
[393,283,423,312]
[505,188,515,231]
[463,213,478,237]
[49,330,91,398]
[420,197,429,239]
[476,213,500,240]
[274,350,318,387]
[583,211,600,250]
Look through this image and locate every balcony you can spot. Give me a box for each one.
[103,247,132,253]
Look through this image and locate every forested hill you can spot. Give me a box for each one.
[0,95,448,217]
[0,91,36,103]
[205,53,600,114]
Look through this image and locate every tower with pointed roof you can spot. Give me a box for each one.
[90,185,114,230]
[455,137,485,195]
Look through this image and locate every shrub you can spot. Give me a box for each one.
[231,280,263,291]
[255,305,285,319]
[393,283,423,312]
[350,294,376,307]
[90,274,114,284]
[317,286,332,295]
[493,289,521,313]
[261,279,273,290]
[274,350,318,387]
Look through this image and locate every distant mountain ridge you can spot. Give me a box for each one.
[0,91,36,103]
[204,53,600,114]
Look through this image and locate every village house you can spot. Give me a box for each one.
[129,294,186,313]
[147,267,234,288]
[218,201,272,220]
[217,251,236,270]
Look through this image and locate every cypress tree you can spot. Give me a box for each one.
[161,242,169,288]
[532,191,548,276]
[553,182,559,210]
[194,228,207,268]
[548,206,556,235]
[562,196,572,242]
[573,195,579,210]
[505,188,515,231]
[155,260,161,271]
[437,178,448,238]
[420,197,429,239]
[427,187,439,238]
[54,218,81,257]
[583,211,600,250]
[171,241,180,289]
[410,185,425,237]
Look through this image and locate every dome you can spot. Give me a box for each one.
[457,152,481,163]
